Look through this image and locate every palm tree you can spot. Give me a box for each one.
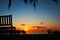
[8,0,11,10]
[23,0,38,11]
[8,0,38,11]
[52,0,58,4]
[8,0,58,10]
[23,0,28,4]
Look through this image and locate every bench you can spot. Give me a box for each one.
[0,15,16,35]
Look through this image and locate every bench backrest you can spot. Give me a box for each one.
[0,15,12,26]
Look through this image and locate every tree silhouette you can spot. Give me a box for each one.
[23,0,28,4]
[8,0,11,10]
[23,0,38,11]
[52,0,58,4]
[8,0,58,10]
[47,29,51,34]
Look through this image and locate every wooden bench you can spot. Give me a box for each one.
[0,15,16,35]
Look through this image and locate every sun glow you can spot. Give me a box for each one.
[23,25,29,31]
[24,28,28,31]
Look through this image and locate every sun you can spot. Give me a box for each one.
[22,25,30,34]
[24,26,28,31]
[24,28,28,31]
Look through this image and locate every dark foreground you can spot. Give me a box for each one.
[0,34,60,40]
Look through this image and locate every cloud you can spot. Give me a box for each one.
[32,26,46,29]
[21,24,25,26]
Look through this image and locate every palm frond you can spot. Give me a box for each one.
[52,0,58,4]
[8,0,11,10]
[30,0,33,4]
[23,0,28,4]
[33,1,36,10]
[32,0,38,11]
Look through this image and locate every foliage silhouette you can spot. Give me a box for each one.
[52,30,60,35]
[23,0,38,11]
[8,0,11,10]
[47,29,51,34]
[52,0,58,4]
[8,0,59,10]
[23,0,28,4]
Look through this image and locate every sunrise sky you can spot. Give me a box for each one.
[0,0,60,34]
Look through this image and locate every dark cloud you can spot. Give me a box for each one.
[21,24,25,26]
[32,26,46,29]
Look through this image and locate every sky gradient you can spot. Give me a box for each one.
[0,0,60,34]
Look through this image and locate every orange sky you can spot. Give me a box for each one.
[13,22,60,34]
